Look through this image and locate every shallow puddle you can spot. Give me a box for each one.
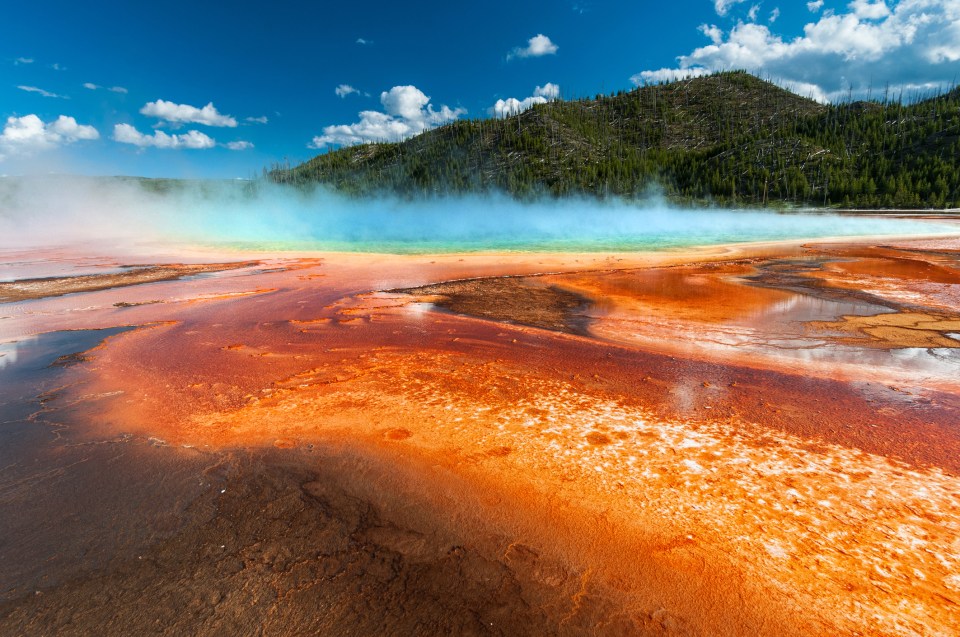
[0,327,132,422]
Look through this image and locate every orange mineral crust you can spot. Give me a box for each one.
[3,240,960,635]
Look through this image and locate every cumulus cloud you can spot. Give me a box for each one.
[807,0,824,11]
[225,140,253,150]
[630,67,713,85]
[46,116,98,140]
[17,85,68,99]
[0,114,99,158]
[113,124,216,149]
[535,83,561,99]
[715,0,748,16]
[335,84,360,98]
[850,0,892,19]
[310,85,465,149]
[630,0,960,102]
[245,116,268,124]
[701,24,725,44]
[492,83,561,117]
[507,34,559,60]
[140,100,237,127]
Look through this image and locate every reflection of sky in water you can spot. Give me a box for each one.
[0,337,35,370]
[780,343,960,378]
[590,276,960,384]
[0,329,131,386]
[735,293,891,326]
[721,301,960,379]
[403,302,434,321]
[757,297,960,379]
[1,330,133,431]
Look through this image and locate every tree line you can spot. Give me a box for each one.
[270,71,960,209]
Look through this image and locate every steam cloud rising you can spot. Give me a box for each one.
[0,176,954,253]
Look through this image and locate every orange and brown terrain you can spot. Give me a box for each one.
[1,237,959,636]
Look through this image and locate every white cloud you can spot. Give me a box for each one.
[335,84,360,98]
[310,85,465,149]
[535,82,561,99]
[245,116,269,124]
[850,0,891,19]
[113,124,216,149]
[630,67,713,85]
[770,7,780,22]
[508,34,559,60]
[748,4,760,20]
[356,37,371,45]
[0,114,99,158]
[17,85,68,99]
[492,96,544,118]
[381,86,429,118]
[492,83,561,117]
[630,0,960,102]
[715,0,748,16]
[47,116,99,140]
[84,83,128,94]
[807,0,824,11]
[140,100,237,127]
[700,24,725,44]
[50,63,66,71]
[14,57,33,65]
[225,140,253,150]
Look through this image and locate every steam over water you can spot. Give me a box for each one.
[1,176,956,252]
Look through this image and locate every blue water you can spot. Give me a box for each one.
[200,203,959,254]
[3,177,957,253]
[0,328,132,422]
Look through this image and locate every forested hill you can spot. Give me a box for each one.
[273,71,960,209]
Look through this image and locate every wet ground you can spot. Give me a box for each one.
[0,261,258,304]
[1,238,959,635]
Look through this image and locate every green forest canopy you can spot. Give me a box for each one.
[272,71,960,209]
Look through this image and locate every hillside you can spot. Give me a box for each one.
[273,72,960,209]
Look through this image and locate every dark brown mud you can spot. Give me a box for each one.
[394,276,593,336]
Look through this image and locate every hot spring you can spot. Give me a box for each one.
[1,176,957,253]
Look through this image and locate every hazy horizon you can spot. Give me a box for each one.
[2,174,956,255]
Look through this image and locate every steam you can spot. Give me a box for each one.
[0,175,955,253]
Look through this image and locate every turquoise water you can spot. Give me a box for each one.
[2,177,957,253]
[199,205,959,254]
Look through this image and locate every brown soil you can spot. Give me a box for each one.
[1,446,635,637]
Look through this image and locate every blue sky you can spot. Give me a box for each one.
[2,0,959,178]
